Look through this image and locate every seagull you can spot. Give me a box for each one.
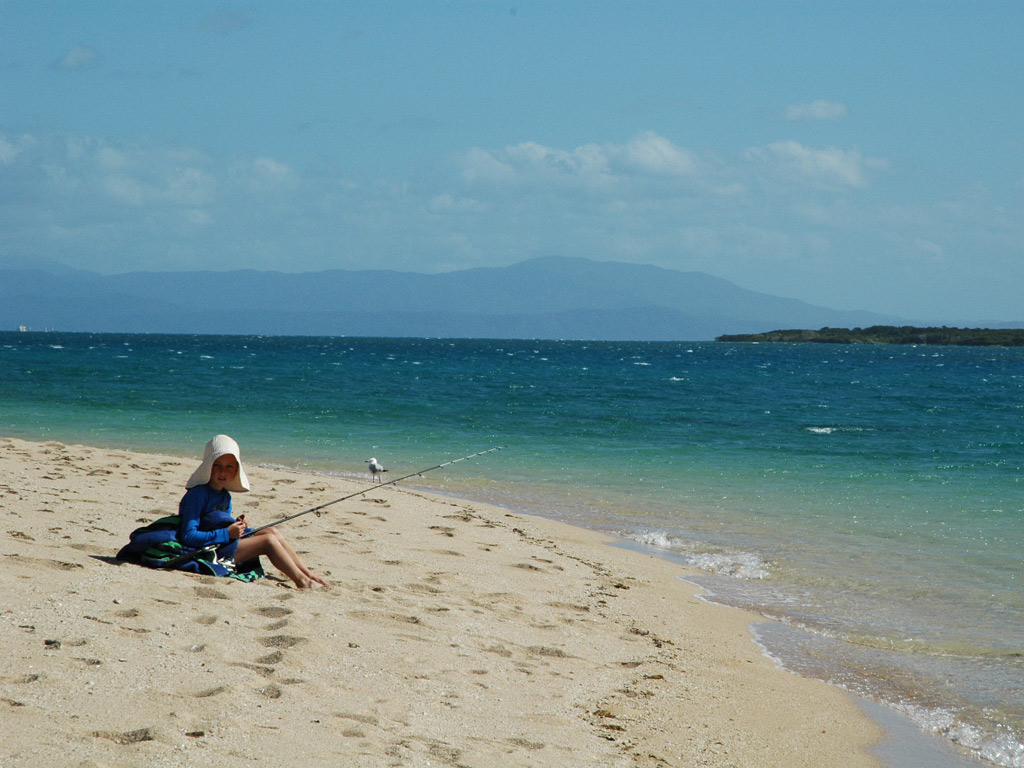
[366,457,387,483]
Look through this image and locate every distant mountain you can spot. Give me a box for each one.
[1,256,903,340]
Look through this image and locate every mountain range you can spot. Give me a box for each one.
[1,256,903,340]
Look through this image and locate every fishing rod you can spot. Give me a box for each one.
[159,446,505,569]
[243,445,506,536]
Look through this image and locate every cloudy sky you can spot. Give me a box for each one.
[2,1,1022,321]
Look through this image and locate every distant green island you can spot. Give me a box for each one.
[716,326,1024,346]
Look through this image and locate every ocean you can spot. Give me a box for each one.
[2,331,1021,766]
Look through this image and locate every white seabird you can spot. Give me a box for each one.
[366,457,387,483]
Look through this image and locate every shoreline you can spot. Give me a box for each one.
[2,436,886,766]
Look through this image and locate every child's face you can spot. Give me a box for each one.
[209,454,239,491]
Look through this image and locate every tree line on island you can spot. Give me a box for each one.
[716,326,1024,346]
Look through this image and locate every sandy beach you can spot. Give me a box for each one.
[1,437,883,767]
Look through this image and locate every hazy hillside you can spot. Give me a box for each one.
[1,256,901,340]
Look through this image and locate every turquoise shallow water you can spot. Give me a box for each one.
[2,331,1022,765]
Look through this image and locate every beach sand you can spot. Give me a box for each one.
[1,437,883,767]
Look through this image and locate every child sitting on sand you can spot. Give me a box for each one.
[180,434,326,589]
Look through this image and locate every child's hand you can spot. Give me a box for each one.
[228,516,246,540]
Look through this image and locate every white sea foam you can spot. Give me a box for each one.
[625,530,770,580]
[891,701,1024,768]
[805,425,872,434]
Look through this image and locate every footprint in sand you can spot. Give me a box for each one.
[195,685,229,698]
[443,512,475,523]
[403,583,443,595]
[508,737,546,751]
[70,543,108,555]
[258,635,306,649]
[511,562,545,572]
[93,727,156,744]
[483,645,513,658]
[335,712,379,728]
[253,605,293,619]
[194,615,218,625]
[234,661,276,678]
[19,557,85,572]
[194,586,231,600]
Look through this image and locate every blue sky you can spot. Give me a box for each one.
[1,1,1022,322]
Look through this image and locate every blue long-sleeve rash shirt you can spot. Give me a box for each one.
[178,484,235,549]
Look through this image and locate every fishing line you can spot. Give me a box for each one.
[242,445,506,536]
[160,446,505,568]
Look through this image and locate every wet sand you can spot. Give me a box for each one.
[1,437,882,766]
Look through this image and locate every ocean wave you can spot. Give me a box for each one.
[754,622,1024,768]
[624,530,770,580]
[805,425,873,434]
[891,701,1024,768]
[843,633,1024,661]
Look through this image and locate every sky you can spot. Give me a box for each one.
[1,1,1022,323]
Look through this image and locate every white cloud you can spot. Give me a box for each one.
[0,134,31,165]
[82,143,219,207]
[235,156,298,194]
[460,147,518,186]
[2,127,1019,321]
[914,238,945,257]
[461,132,698,193]
[0,131,303,270]
[745,141,883,189]
[464,134,881,196]
[785,100,848,121]
[56,45,99,71]
[621,131,697,176]
[503,141,613,187]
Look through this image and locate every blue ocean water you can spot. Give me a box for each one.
[2,331,1021,765]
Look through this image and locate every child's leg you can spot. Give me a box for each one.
[235,528,323,588]
[265,527,327,585]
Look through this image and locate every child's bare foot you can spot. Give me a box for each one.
[299,567,328,587]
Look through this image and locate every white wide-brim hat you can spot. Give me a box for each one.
[185,434,250,492]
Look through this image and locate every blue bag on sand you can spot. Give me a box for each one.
[117,515,263,581]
